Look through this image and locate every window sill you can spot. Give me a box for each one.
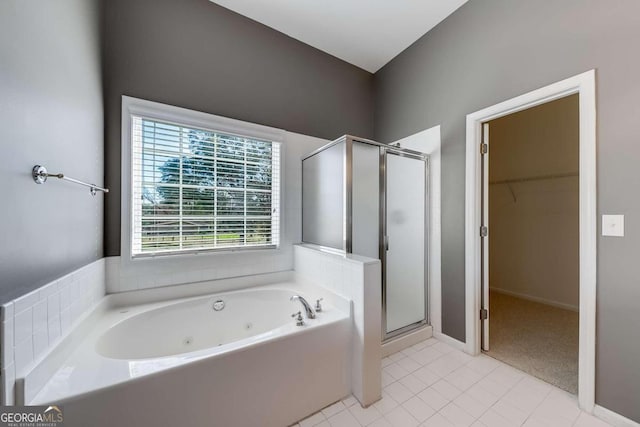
[130,245,280,261]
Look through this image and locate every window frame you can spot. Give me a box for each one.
[121,96,285,263]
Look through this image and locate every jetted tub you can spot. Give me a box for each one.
[26,282,351,427]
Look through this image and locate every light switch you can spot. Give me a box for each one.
[602,215,624,237]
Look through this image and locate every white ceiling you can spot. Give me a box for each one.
[210,0,469,73]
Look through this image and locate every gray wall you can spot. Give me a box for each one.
[0,0,104,304]
[374,0,640,420]
[103,0,374,256]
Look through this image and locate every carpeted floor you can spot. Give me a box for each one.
[485,291,579,394]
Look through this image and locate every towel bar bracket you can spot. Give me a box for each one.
[32,165,109,196]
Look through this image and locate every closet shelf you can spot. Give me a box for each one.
[489,171,578,186]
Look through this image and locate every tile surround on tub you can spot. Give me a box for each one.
[294,244,382,407]
[107,270,296,309]
[0,258,106,405]
[105,252,294,294]
[293,245,379,300]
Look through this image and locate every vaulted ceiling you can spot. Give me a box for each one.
[210,0,469,73]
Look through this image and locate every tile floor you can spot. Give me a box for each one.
[293,338,611,427]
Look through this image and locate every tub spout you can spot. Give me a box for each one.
[290,295,316,319]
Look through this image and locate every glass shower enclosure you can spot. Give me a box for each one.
[302,135,429,341]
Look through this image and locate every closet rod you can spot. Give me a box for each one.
[489,171,578,185]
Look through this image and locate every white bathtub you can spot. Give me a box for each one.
[96,288,314,360]
[25,282,351,427]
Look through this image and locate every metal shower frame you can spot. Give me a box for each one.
[301,135,430,342]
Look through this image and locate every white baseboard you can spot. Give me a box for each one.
[433,331,467,352]
[490,287,579,312]
[594,405,640,427]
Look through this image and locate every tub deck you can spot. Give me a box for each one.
[25,282,351,413]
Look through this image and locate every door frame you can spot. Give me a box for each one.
[464,70,597,411]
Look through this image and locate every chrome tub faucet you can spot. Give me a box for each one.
[290,295,316,319]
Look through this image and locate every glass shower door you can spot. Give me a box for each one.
[384,151,428,337]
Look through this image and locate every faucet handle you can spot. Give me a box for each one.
[291,311,304,326]
[315,298,324,312]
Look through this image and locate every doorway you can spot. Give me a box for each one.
[464,70,597,411]
[482,94,579,394]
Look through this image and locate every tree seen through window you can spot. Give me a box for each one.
[136,118,277,253]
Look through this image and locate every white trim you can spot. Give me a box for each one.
[433,331,467,352]
[391,125,442,335]
[490,287,579,312]
[120,96,286,268]
[481,123,489,351]
[464,70,597,412]
[594,405,640,427]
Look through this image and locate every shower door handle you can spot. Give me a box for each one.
[384,236,389,251]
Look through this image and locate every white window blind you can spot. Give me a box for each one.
[131,116,280,257]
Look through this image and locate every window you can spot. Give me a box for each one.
[130,114,281,257]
